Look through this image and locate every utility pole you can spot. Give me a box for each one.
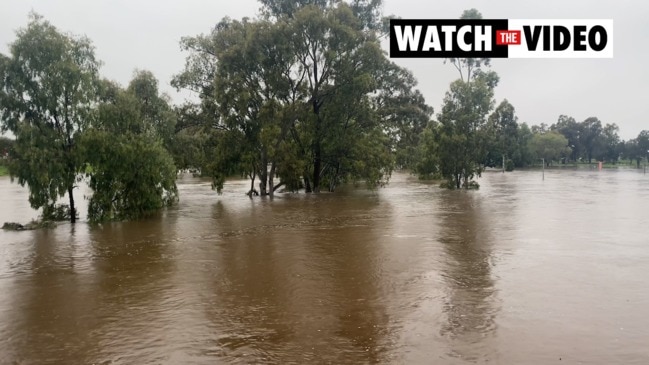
[542,158,545,181]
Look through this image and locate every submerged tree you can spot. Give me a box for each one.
[0,13,100,223]
[413,8,498,188]
[435,70,499,189]
[484,99,519,171]
[81,78,178,222]
[174,0,430,195]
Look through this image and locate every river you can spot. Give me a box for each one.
[0,169,647,364]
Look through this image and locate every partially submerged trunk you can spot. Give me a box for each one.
[258,151,268,196]
[68,187,76,224]
[247,171,258,197]
[268,162,276,198]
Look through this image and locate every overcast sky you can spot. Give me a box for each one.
[1,0,647,139]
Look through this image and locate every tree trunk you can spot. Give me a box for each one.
[313,142,321,193]
[268,162,276,198]
[259,176,267,196]
[328,163,340,192]
[311,58,321,193]
[304,175,312,193]
[259,151,268,196]
[68,187,76,224]
[248,172,257,197]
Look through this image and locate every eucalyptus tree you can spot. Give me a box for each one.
[580,117,603,163]
[127,70,177,150]
[174,17,305,196]
[81,78,178,222]
[0,13,100,223]
[374,62,433,171]
[261,0,395,192]
[174,0,431,195]
[418,7,499,188]
[598,123,621,163]
[261,0,432,191]
[637,130,649,160]
[552,115,581,162]
[434,70,499,189]
[484,99,519,171]
[445,9,490,82]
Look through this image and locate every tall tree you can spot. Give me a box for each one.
[552,115,581,162]
[580,117,603,163]
[484,99,518,171]
[598,123,620,163]
[515,122,534,167]
[435,70,499,188]
[377,63,433,170]
[637,130,649,160]
[445,9,490,82]
[174,0,429,195]
[174,17,304,196]
[127,70,177,149]
[0,13,100,223]
[625,133,649,168]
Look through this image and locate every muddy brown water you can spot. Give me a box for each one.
[0,169,648,364]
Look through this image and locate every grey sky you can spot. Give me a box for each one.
[1,0,647,139]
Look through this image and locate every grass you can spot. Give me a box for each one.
[0,165,8,176]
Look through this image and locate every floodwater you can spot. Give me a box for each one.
[0,169,648,364]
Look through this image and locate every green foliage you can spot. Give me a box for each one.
[127,70,177,148]
[41,203,76,221]
[82,129,177,222]
[552,115,580,161]
[635,130,649,164]
[445,9,490,81]
[550,115,621,163]
[625,130,649,168]
[413,122,440,179]
[82,86,178,222]
[483,99,520,169]
[0,13,100,223]
[528,131,570,165]
[174,0,430,195]
[514,122,534,167]
[434,71,499,189]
